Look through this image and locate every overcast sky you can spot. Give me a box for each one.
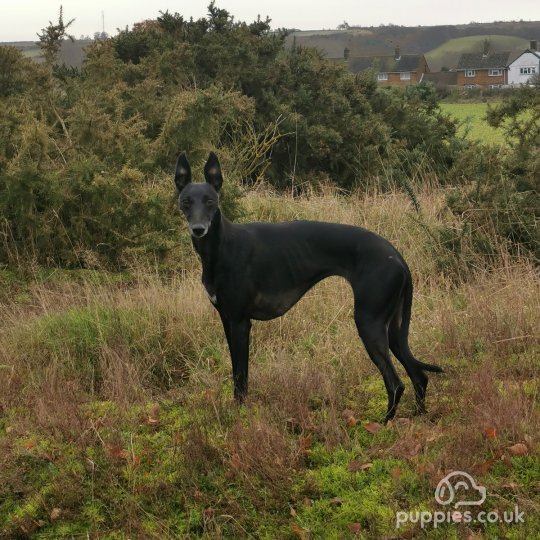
[1,1,538,42]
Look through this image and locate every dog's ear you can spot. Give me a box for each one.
[204,152,223,192]
[174,152,191,192]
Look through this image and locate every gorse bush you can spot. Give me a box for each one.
[444,87,540,264]
[0,2,537,269]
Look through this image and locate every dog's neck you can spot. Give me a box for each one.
[192,209,228,286]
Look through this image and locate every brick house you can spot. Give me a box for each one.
[456,47,511,89]
[343,47,430,86]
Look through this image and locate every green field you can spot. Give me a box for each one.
[440,102,507,145]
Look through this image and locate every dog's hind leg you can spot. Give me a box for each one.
[354,303,404,423]
[389,313,428,414]
[388,277,443,415]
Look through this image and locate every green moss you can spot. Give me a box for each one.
[295,454,424,538]
[508,456,540,489]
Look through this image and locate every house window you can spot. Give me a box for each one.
[400,72,411,80]
[520,67,536,75]
[488,68,503,76]
[489,84,503,89]
[377,72,388,81]
[464,84,477,89]
[465,69,476,77]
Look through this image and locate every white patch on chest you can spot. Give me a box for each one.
[203,283,217,306]
[203,281,217,305]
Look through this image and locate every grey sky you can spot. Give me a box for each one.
[1,1,538,42]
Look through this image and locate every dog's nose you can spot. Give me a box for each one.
[191,225,207,238]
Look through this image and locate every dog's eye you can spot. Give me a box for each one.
[205,200,215,207]
[180,199,191,209]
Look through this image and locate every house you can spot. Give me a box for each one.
[456,43,512,89]
[507,40,540,85]
[343,47,430,86]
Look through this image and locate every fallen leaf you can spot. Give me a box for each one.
[348,522,362,534]
[409,443,422,457]
[483,427,497,439]
[346,416,357,428]
[203,507,214,520]
[147,403,160,425]
[391,467,402,479]
[298,435,312,455]
[302,497,313,507]
[50,508,62,521]
[508,443,528,456]
[364,422,382,434]
[23,440,35,450]
[291,523,309,539]
[474,458,496,475]
[108,445,128,460]
[342,408,355,419]
[348,460,373,472]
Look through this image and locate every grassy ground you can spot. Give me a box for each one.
[440,103,506,145]
[0,185,538,539]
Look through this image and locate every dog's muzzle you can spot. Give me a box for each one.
[190,224,208,238]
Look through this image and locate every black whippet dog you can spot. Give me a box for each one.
[174,152,442,422]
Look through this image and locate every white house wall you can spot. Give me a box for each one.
[508,51,540,85]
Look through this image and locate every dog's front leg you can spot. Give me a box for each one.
[227,319,252,403]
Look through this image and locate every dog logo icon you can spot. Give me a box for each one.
[435,471,487,508]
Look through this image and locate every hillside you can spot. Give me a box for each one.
[2,39,91,67]
[288,20,540,68]
[426,35,531,70]
[3,21,539,70]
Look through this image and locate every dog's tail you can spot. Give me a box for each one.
[399,272,443,374]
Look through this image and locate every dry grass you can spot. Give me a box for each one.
[0,186,538,538]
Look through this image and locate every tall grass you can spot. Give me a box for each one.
[0,185,538,538]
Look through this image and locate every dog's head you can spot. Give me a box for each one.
[174,152,222,238]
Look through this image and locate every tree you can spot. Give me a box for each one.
[37,5,75,65]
